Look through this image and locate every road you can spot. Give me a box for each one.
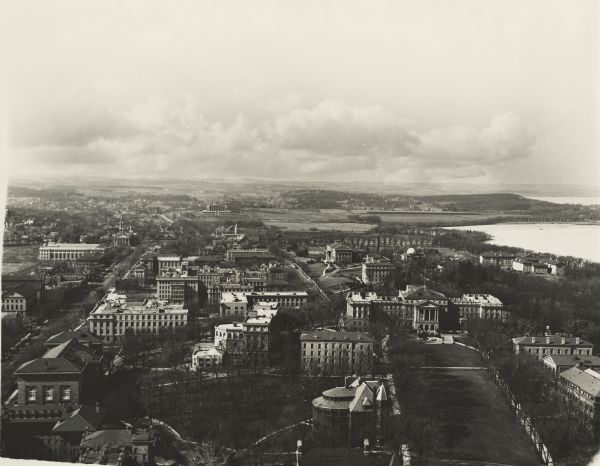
[287,261,332,307]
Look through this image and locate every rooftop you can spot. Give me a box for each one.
[41,242,104,250]
[301,330,374,342]
[543,354,600,366]
[91,290,187,315]
[559,366,600,397]
[399,285,447,301]
[453,294,503,306]
[513,334,592,346]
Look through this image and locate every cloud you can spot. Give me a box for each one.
[8,96,536,181]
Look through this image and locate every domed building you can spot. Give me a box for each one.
[312,377,388,447]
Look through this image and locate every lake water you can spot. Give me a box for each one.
[449,223,600,263]
[525,196,600,206]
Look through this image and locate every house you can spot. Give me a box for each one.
[191,344,223,370]
[79,427,156,466]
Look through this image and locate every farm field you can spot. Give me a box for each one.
[248,208,515,230]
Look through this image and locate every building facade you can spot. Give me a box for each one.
[39,243,105,262]
[326,244,354,264]
[361,257,395,285]
[301,331,374,376]
[312,377,387,447]
[87,289,188,344]
[513,334,594,360]
[557,367,600,426]
[452,294,507,321]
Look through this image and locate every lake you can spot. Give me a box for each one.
[449,223,600,263]
[525,196,600,206]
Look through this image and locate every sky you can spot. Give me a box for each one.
[1,0,599,187]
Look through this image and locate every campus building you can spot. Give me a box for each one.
[452,294,507,321]
[300,331,374,376]
[246,291,309,309]
[39,243,105,262]
[543,354,600,375]
[479,252,515,270]
[225,247,271,261]
[325,243,354,264]
[220,292,249,318]
[398,285,448,332]
[156,274,202,303]
[557,366,600,425]
[361,256,395,285]
[87,289,188,344]
[1,283,40,320]
[312,377,388,447]
[513,333,594,360]
[4,339,103,424]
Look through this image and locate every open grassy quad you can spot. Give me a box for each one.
[412,344,540,465]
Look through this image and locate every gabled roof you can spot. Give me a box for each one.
[15,339,97,375]
[53,405,104,433]
[45,329,102,347]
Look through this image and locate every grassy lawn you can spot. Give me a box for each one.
[143,373,339,450]
[411,344,539,465]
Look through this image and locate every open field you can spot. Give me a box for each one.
[411,344,539,465]
[2,244,39,275]
[248,208,515,230]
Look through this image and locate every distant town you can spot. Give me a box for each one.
[2,180,600,465]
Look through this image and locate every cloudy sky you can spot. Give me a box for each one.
[2,0,598,185]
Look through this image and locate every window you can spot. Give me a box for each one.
[61,386,72,401]
[27,387,37,403]
[44,386,54,402]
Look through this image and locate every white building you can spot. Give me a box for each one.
[39,243,105,262]
[361,257,395,285]
[191,344,223,370]
[452,294,507,321]
[246,291,309,309]
[225,248,271,261]
[220,292,249,318]
[157,256,182,275]
[513,333,594,360]
[87,289,188,344]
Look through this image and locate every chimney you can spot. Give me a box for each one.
[545,325,551,336]
[576,337,580,345]
[95,402,100,414]
[561,336,566,345]
[546,336,550,345]
[531,336,536,344]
